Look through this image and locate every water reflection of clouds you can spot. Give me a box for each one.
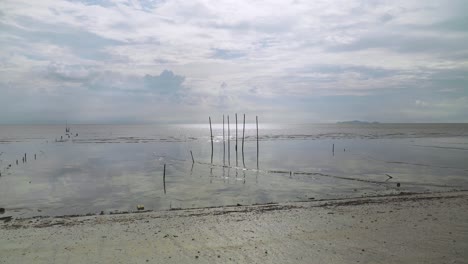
[1,129,468,217]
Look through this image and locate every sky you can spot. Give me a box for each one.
[0,0,467,124]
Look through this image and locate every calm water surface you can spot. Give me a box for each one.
[1,123,467,217]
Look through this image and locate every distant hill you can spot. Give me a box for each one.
[336,120,380,124]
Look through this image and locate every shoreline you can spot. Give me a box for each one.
[1,191,467,263]
[2,189,466,221]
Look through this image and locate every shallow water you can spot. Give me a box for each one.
[1,123,468,217]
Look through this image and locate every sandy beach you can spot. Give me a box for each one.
[1,191,467,264]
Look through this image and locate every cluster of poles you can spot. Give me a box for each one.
[0,153,37,177]
[208,114,259,170]
[55,122,78,142]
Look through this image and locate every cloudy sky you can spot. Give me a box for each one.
[1,0,467,124]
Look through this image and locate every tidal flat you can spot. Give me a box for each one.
[1,123,468,217]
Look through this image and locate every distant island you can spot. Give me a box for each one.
[337,120,380,124]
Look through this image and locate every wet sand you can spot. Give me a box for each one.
[1,191,467,264]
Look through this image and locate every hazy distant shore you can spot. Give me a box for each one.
[1,191,467,263]
[336,120,380,124]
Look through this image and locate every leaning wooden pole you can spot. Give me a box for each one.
[256,116,259,169]
[163,164,166,194]
[242,114,245,167]
[209,117,213,164]
[190,150,195,164]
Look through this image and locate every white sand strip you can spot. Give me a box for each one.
[1,191,467,264]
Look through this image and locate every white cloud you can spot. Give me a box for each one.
[0,0,467,123]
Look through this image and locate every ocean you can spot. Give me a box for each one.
[1,123,468,217]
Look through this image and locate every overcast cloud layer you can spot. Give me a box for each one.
[1,0,467,124]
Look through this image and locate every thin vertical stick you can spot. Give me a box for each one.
[243,169,246,184]
[242,114,245,167]
[332,143,335,155]
[34,154,36,160]
[235,113,238,167]
[209,117,213,164]
[163,164,166,194]
[222,166,225,182]
[24,153,27,163]
[228,115,230,166]
[256,116,259,169]
[190,150,195,163]
[223,115,225,166]
[210,167,213,183]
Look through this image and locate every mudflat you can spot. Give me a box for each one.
[1,191,467,264]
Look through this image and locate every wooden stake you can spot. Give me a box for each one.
[242,114,245,167]
[209,117,213,164]
[256,116,259,169]
[223,115,225,166]
[228,115,230,166]
[190,150,195,164]
[235,113,238,167]
[163,164,166,194]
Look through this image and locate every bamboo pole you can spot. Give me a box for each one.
[256,116,259,169]
[163,164,166,194]
[242,114,245,167]
[209,117,213,164]
[223,115,225,166]
[235,113,238,167]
